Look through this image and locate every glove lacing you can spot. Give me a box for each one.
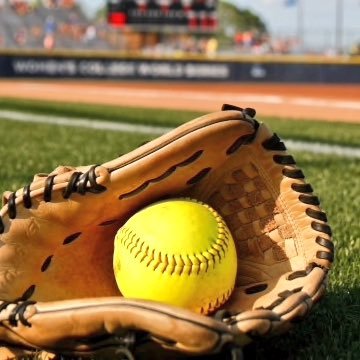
[262,133,334,268]
[0,300,36,327]
[0,165,106,233]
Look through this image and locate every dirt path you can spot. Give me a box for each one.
[0,80,359,123]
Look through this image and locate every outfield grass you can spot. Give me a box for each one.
[0,104,359,360]
[1,97,360,147]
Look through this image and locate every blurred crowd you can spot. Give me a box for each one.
[0,0,115,50]
[232,30,303,55]
[0,0,358,56]
[0,0,220,54]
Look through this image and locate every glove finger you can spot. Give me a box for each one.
[0,297,234,356]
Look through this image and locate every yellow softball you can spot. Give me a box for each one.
[113,198,237,314]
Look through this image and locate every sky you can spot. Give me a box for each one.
[77,0,360,51]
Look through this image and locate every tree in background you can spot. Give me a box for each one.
[217,0,268,52]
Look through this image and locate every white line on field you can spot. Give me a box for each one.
[284,139,360,158]
[0,110,169,135]
[1,110,359,158]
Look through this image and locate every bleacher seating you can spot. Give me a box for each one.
[0,0,117,51]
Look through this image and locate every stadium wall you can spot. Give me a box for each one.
[1,50,360,83]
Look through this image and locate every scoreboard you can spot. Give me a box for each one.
[107,0,218,32]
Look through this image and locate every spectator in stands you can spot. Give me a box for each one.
[10,0,31,15]
[205,37,218,58]
[83,24,97,45]
[43,15,56,49]
[42,0,59,9]
[62,0,76,9]
[14,28,27,46]
[350,42,360,56]
[44,15,56,35]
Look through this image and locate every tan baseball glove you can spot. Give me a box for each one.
[0,104,334,360]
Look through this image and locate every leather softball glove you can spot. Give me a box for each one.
[0,104,334,359]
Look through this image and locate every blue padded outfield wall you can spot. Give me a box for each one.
[0,50,359,83]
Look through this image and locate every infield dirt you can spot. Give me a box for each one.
[0,80,359,123]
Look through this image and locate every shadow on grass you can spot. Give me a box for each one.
[242,286,359,360]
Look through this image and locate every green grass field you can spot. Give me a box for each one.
[0,99,359,359]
